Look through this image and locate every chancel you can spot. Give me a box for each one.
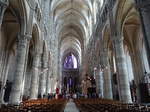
[0,0,150,112]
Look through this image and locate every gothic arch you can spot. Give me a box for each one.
[115,0,135,34]
[114,0,141,56]
[27,24,41,68]
[51,0,92,17]
[58,21,86,42]
[102,25,113,51]
[31,24,41,52]
[58,24,84,47]
[0,0,28,103]
[1,0,28,53]
[119,0,141,56]
[61,49,80,69]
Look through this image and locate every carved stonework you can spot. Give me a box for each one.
[35,4,42,23]
[113,38,123,45]
[17,34,31,42]
[16,34,31,49]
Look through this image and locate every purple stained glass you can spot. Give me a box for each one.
[63,53,78,69]
[69,78,72,86]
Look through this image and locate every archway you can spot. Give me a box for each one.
[115,0,148,102]
[23,24,41,99]
[61,51,80,94]
[0,0,27,103]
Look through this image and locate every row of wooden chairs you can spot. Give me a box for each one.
[19,99,67,112]
[0,105,19,112]
[74,98,150,112]
[0,99,67,112]
[21,98,66,107]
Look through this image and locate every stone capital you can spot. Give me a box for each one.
[24,34,32,41]
[15,34,30,49]
[16,34,32,45]
[0,0,9,26]
[18,33,31,40]
[112,37,124,45]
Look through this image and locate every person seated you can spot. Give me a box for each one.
[48,93,51,100]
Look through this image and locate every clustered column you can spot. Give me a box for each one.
[113,38,132,103]
[0,0,9,85]
[0,1,9,104]
[39,53,48,97]
[96,68,104,98]
[46,70,51,94]
[9,34,31,105]
[30,52,40,99]
[103,49,113,99]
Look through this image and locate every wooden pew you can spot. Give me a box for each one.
[74,98,150,112]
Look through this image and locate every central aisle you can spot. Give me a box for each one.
[64,99,79,112]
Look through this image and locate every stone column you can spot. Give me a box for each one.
[46,57,51,94]
[96,68,104,98]
[99,70,104,98]
[0,51,9,105]
[108,9,132,103]
[39,54,48,97]
[136,0,150,66]
[0,0,8,87]
[46,72,51,94]
[0,0,9,81]
[30,53,40,99]
[113,38,132,103]
[9,34,31,105]
[23,70,32,97]
[39,72,46,97]
[0,0,9,27]
[103,49,113,99]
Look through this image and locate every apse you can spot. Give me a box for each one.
[60,36,82,69]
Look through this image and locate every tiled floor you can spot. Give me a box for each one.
[64,99,79,112]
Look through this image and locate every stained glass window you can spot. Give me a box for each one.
[63,53,78,69]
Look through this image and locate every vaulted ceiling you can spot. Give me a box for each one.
[51,0,104,65]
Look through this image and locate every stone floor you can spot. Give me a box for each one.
[64,99,79,112]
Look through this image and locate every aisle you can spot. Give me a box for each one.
[64,99,79,112]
